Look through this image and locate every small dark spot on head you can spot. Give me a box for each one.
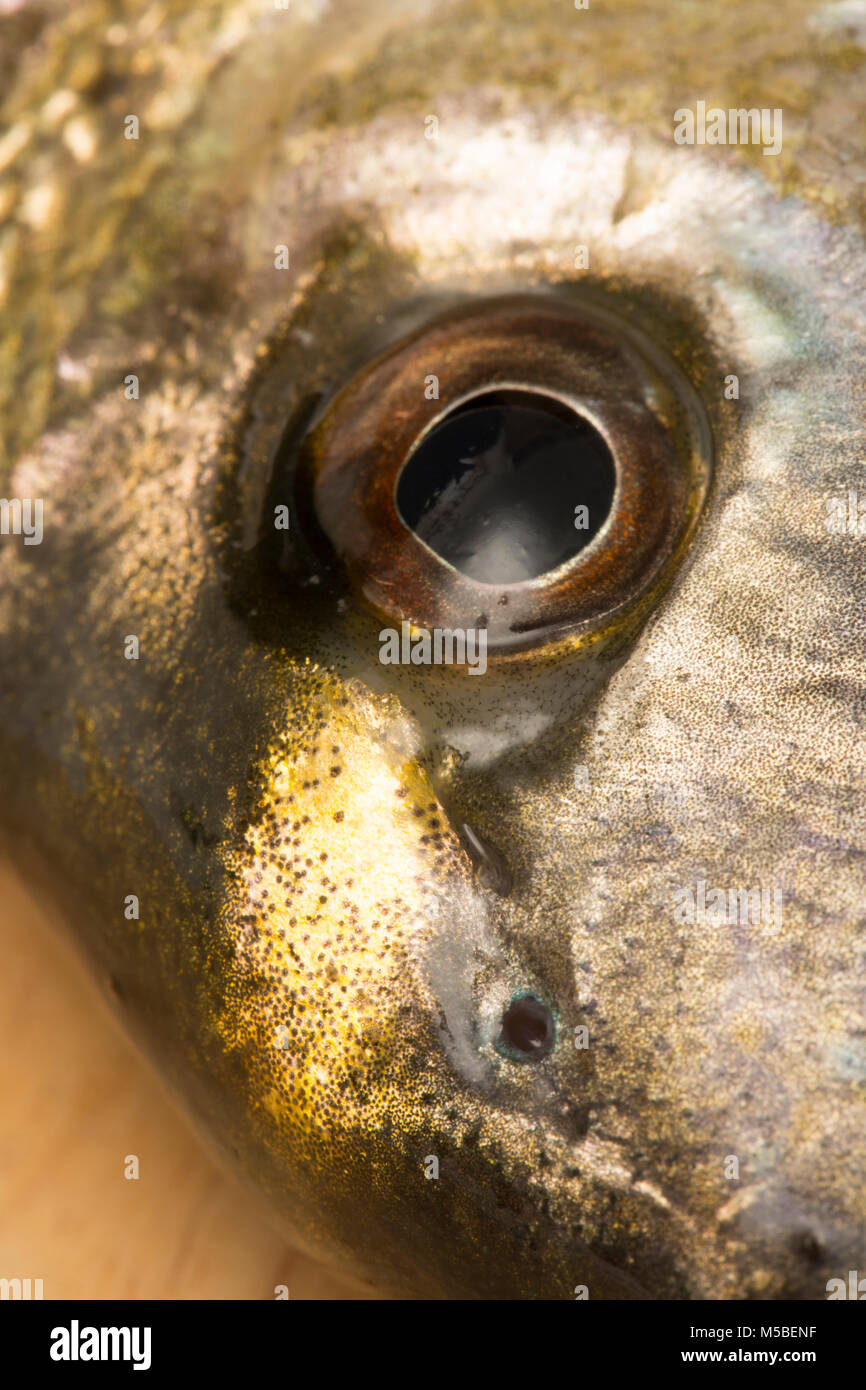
[462,1119,482,1149]
[560,1105,592,1141]
[333,810,344,822]
[790,1230,825,1266]
[496,993,555,1062]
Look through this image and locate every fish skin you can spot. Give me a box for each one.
[0,0,865,1299]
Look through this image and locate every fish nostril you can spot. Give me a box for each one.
[496,992,556,1062]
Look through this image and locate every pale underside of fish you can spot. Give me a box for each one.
[0,0,864,1299]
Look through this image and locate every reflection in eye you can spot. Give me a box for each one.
[395,389,617,585]
[497,993,556,1062]
[293,294,712,658]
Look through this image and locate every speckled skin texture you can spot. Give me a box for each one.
[0,0,864,1298]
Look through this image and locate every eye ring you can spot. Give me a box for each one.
[296,293,711,657]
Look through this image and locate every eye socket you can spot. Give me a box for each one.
[496,993,556,1063]
[294,293,711,657]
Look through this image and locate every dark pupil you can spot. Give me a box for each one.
[500,995,555,1060]
[396,389,616,584]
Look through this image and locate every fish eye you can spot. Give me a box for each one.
[292,293,712,657]
[496,993,556,1062]
[395,388,617,584]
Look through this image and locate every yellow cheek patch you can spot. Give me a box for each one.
[215,663,465,1161]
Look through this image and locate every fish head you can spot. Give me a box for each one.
[1,0,865,1298]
